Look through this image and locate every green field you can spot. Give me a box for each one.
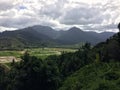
[0,51,23,58]
[0,48,77,61]
[26,48,77,59]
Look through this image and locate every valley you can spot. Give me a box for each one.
[0,47,77,63]
[0,0,119,90]
[0,24,119,90]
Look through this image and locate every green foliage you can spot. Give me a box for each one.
[0,51,22,58]
[95,53,100,63]
[0,31,120,90]
[93,33,120,62]
[59,62,120,90]
[5,53,61,90]
[51,43,93,77]
[118,22,120,31]
[58,32,120,90]
[0,66,5,90]
[0,37,24,50]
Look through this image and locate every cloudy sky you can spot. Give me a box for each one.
[0,0,120,32]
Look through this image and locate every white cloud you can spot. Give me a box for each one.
[0,0,120,32]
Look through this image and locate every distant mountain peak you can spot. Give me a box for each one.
[32,25,50,28]
[69,27,83,32]
[0,25,115,50]
[31,25,53,31]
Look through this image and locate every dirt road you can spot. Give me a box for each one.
[0,56,21,63]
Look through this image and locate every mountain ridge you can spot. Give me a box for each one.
[0,25,115,49]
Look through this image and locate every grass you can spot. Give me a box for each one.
[0,47,77,60]
[0,51,23,58]
[0,48,76,68]
[27,48,77,59]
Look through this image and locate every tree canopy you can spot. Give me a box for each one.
[118,22,120,31]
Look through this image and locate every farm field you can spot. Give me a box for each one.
[0,48,77,63]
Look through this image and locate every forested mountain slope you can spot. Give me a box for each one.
[0,25,115,49]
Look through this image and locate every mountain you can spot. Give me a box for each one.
[32,25,60,39]
[0,27,56,50]
[0,25,115,49]
[88,31,115,40]
[56,27,115,44]
[28,25,115,45]
[31,26,115,45]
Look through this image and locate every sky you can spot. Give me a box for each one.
[0,0,120,32]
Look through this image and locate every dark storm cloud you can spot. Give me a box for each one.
[59,6,104,25]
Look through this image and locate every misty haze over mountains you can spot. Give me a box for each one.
[0,25,115,49]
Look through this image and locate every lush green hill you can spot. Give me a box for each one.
[93,32,120,62]
[59,32,120,90]
[0,37,24,50]
[59,62,120,90]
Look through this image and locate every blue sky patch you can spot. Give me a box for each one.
[19,5,27,10]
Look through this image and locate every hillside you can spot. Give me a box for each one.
[0,27,56,50]
[58,32,120,90]
[32,25,60,39]
[93,32,120,62]
[59,62,120,90]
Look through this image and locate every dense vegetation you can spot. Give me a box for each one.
[0,31,119,90]
[59,63,120,90]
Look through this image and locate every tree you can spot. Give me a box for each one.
[117,23,120,43]
[11,59,15,66]
[7,53,61,90]
[0,66,5,90]
[118,22,120,31]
